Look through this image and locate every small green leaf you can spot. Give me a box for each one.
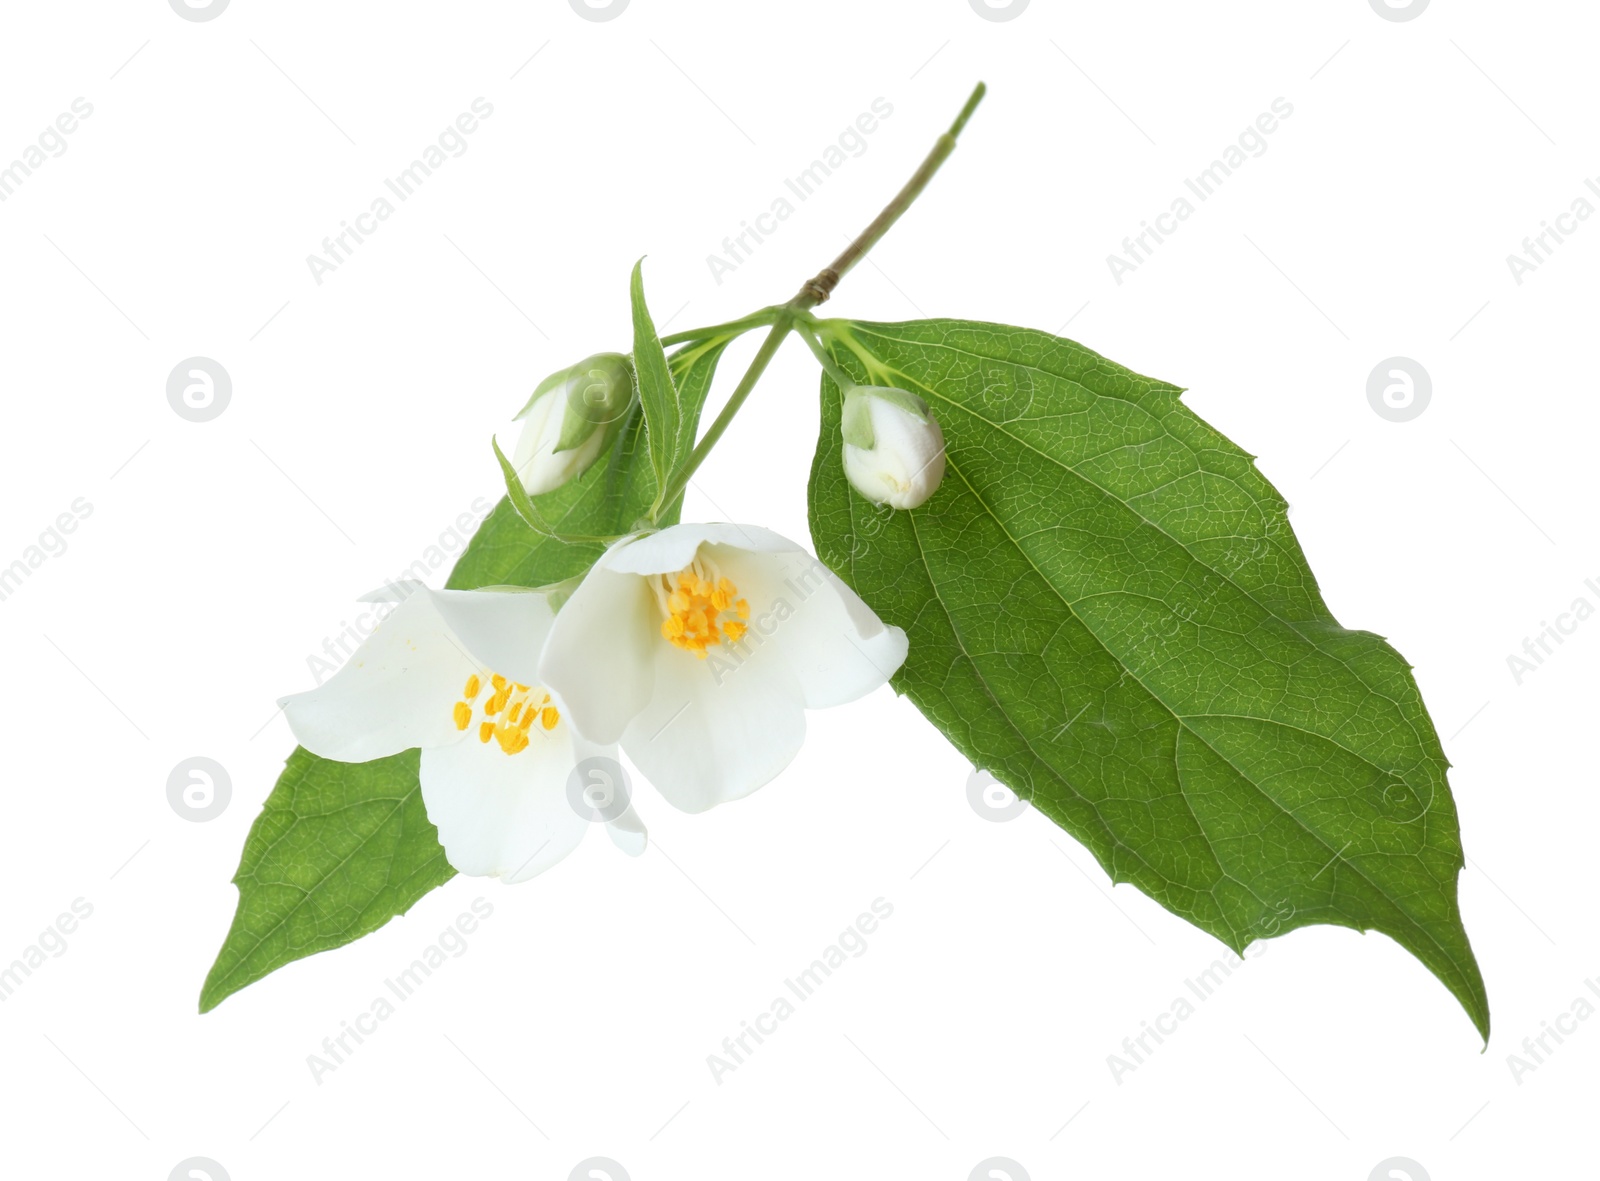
[199,749,453,1013]
[630,258,680,502]
[492,433,559,537]
[807,318,1489,1040]
[201,339,730,1010]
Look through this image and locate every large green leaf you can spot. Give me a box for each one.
[201,338,729,1011]
[199,749,451,1013]
[806,317,1489,1040]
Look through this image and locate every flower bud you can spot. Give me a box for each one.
[840,385,946,510]
[512,353,635,495]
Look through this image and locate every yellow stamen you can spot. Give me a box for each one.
[656,557,750,658]
[454,671,560,754]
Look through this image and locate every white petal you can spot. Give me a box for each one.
[511,387,565,490]
[843,395,947,510]
[280,592,475,762]
[714,546,908,708]
[621,639,806,813]
[419,727,590,883]
[605,799,648,856]
[420,587,555,687]
[357,584,555,683]
[604,522,799,576]
[512,377,611,496]
[538,566,657,744]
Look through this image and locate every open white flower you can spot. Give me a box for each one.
[280,581,645,882]
[539,524,909,813]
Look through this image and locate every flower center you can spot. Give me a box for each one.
[450,672,559,755]
[654,557,750,659]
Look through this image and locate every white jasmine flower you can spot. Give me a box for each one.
[840,384,946,509]
[280,581,644,882]
[539,524,909,813]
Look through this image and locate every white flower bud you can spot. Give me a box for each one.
[840,385,946,510]
[512,353,635,495]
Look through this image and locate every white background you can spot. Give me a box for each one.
[0,1,1593,1178]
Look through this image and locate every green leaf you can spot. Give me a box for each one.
[806,317,1489,1040]
[201,339,730,1011]
[629,258,681,506]
[199,749,453,1013]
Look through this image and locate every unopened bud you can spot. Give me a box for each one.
[840,385,946,510]
[512,353,635,494]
